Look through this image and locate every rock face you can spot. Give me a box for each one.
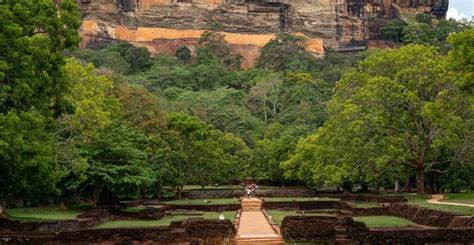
[77,0,448,67]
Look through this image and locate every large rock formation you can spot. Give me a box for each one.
[77,0,448,67]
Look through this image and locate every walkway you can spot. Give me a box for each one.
[427,194,474,208]
[234,198,284,244]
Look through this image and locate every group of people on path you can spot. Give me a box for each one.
[245,183,258,197]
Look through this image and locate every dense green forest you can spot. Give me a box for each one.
[1,0,473,207]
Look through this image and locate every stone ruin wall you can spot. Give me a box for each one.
[77,0,448,67]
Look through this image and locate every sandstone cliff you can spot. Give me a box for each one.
[77,0,448,67]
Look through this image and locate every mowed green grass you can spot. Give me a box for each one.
[181,185,243,190]
[164,198,240,205]
[263,197,339,202]
[408,195,474,215]
[6,206,88,222]
[180,185,288,190]
[124,205,163,212]
[347,202,380,208]
[267,210,335,225]
[95,211,236,228]
[443,193,474,205]
[353,216,413,228]
[267,211,412,228]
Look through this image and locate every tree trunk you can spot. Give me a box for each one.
[394,180,400,192]
[177,186,183,199]
[375,181,380,194]
[360,182,369,193]
[92,186,103,208]
[272,101,277,116]
[416,165,425,195]
[403,174,411,192]
[263,96,267,125]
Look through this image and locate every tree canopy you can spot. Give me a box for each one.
[284,43,474,194]
[1,1,472,207]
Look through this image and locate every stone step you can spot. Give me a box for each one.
[234,236,285,245]
[241,200,262,205]
[234,240,284,244]
[241,198,263,211]
[241,205,261,211]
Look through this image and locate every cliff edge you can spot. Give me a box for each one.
[75,0,448,67]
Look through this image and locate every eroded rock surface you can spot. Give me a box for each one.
[76,0,448,66]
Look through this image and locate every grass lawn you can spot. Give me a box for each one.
[95,211,236,228]
[266,210,412,228]
[353,216,412,228]
[182,185,243,190]
[348,202,380,208]
[124,205,163,212]
[263,197,339,202]
[267,210,335,225]
[6,206,88,222]
[443,193,474,205]
[164,198,240,205]
[407,195,474,216]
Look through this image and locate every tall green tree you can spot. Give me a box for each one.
[56,59,121,200]
[163,87,264,145]
[165,112,248,195]
[278,73,331,128]
[252,123,306,185]
[109,42,152,73]
[380,19,407,43]
[81,121,155,206]
[0,0,81,113]
[0,0,80,205]
[71,42,152,75]
[256,33,318,72]
[248,73,282,125]
[285,45,472,194]
[447,28,474,95]
[196,31,241,70]
[0,110,58,206]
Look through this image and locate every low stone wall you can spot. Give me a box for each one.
[361,227,474,243]
[281,216,474,244]
[262,200,351,210]
[281,216,338,242]
[111,204,239,220]
[182,187,316,199]
[0,211,110,233]
[170,219,236,238]
[182,189,243,199]
[111,208,166,220]
[0,219,98,233]
[165,204,240,212]
[255,188,317,197]
[281,216,368,242]
[349,207,392,216]
[317,193,407,203]
[345,204,473,228]
[0,219,235,244]
[265,200,473,229]
[389,203,474,228]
